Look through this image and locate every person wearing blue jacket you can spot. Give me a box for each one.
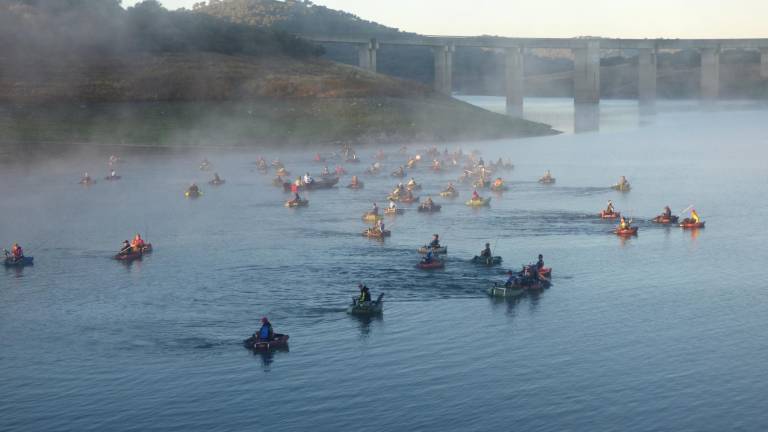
[256,317,274,342]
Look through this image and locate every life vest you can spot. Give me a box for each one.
[259,324,271,340]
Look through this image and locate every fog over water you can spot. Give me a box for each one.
[2,99,768,431]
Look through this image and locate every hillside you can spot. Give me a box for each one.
[0,51,556,147]
[0,0,557,147]
[195,0,402,37]
[0,53,430,103]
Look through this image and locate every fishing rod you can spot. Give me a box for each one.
[678,205,693,216]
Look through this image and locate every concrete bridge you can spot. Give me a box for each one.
[305,35,768,127]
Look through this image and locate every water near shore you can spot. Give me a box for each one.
[2,101,768,431]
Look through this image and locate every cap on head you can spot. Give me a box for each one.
[261,317,268,323]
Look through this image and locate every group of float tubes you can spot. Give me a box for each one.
[244,144,706,352]
[5,145,705,353]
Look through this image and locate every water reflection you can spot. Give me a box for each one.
[687,227,702,241]
[489,295,523,317]
[350,313,383,339]
[3,266,27,278]
[250,348,289,371]
[488,288,548,317]
[617,235,635,247]
[574,103,600,133]
[527,290,544,313]
[639,103,657,118]
[119,259,144,274]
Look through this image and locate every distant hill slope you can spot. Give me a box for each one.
[0,1,557,147]
[195,0,405,36]
[0,53,430,103]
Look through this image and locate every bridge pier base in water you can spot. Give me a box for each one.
[358,39,378,72]
[638,48,657,114]
[505,47,525,118]
[433,44,454,95]
[700,47,720,102]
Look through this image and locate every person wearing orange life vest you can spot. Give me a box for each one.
[9,243,24,260]
[131,234,145,250]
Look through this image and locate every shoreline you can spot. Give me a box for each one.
[0,97,559,152]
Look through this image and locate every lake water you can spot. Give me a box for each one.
[2,98,768,431]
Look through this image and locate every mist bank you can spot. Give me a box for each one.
[0,52,556,147]
[0,0,556,149]
[0,96,555,149]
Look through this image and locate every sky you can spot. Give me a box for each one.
[123,0,768,39]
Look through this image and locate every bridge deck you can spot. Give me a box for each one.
[304,35,768,50]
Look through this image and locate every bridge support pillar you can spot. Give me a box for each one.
[573,41,600,132]
[638,48,657,113]
[433,44,454,95]
[700,47,720,102]
[573,41,600,104]
[505,47,525,118]
[761,48,768,79]
[358,39,378,72]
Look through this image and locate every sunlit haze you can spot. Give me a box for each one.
[127,0,768,38]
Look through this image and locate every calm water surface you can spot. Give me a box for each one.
[2,101,768,431]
